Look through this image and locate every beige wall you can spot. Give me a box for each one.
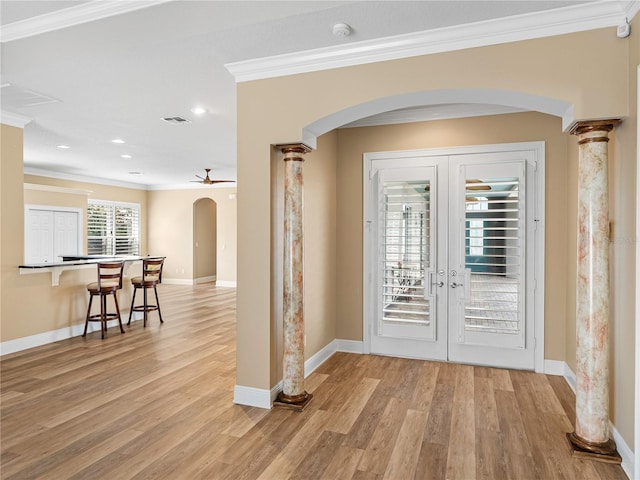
[335,112,569,362]
[147,188,236,284]
[236,25,636,449]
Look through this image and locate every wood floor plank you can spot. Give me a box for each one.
[413,442,448,480]
[0,284,628,480]
[291,430,345,479]
[357,397,408,475]
[320,446,364,480]
[255,409,330,480]
[326,377,379,434]
[445,367,476,480]
[382,409,429,479]
[474,376,500,433]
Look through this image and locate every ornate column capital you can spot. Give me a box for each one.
[569,119,621,142]
[276,143,312,161]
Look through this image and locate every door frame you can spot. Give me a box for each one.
[363,141,545,373]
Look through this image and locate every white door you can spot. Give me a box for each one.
[365,144,542,370]
[26,210,54,264]
[369,157,448,360]
[54,211,80,259]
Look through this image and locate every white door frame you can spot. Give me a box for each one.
[363,141,545,372]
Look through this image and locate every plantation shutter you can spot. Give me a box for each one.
[88,200,140,255]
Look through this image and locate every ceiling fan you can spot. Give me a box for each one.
[191,168,235,185]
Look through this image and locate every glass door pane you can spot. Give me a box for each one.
[381,180,431,328]
[464,177,522,344]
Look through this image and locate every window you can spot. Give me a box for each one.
[88,200,140,255]
[466,197,488,256]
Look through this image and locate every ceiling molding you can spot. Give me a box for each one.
[1,110,32,128]
[0,0,174,43]
[24,183,92,196]
[226,1,630,82]
[24,167,148,191]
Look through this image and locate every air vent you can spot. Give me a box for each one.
[1,83,60,107]
[161,116,191,125]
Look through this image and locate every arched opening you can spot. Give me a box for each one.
[193,198,217,284]
[302,88,574,147]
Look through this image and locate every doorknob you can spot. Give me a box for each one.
[434,281,444,287]
[450,282,463,288]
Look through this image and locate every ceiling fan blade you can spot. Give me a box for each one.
[211,180,235,184]
[195,174,205,180]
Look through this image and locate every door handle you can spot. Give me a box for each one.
[428,273,445,297]
[450,282,463,288]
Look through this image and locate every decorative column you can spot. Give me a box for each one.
[567,119,621,463]
[273,143,313,411]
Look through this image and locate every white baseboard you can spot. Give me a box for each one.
[161,278,194,285]
[194,275,216,284]
[235,338,364,409]
[545,360,633,478]
[0,312,143,356]
[233,385,273,410]
[336,339,364,354]
[154,277,235,287]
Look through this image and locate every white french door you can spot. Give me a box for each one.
[364,143,543,371]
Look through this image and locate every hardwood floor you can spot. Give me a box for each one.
[1,284,627,479]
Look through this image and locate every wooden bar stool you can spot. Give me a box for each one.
[83,261,125,339]
[128,257,165,327]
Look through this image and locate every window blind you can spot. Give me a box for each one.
[88,200,140,256]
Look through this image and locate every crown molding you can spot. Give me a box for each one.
[24,167,148,190]
[24,183,92,196]
[0,110,32,128]
[226,1,630,82]
[1,0,174,43]
[623,0,640,18]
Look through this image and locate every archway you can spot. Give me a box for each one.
[193,198,217,284]
[302,88,574,147]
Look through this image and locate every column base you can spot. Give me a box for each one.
[566,432,621,464]
[273,391,313,412]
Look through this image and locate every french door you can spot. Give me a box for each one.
[364,143,543,370]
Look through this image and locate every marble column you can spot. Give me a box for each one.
[273,143,313,411]
[567,119,621,463]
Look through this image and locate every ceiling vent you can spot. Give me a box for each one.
[161,116,191,125]
[1,83,60,107]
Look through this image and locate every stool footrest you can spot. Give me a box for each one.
[87,313,121,322]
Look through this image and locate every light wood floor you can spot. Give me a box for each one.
[0,284,627,479]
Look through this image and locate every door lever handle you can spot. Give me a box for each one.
[434,281,444,287]
[450,282,463,288]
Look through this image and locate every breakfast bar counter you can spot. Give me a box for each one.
[19,255,163,286]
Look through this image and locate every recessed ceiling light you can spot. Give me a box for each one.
[190,106,207,115]
[112,138,125,144]
[121,154,132,159]
[56,144,70,149]
[128,171,142,175]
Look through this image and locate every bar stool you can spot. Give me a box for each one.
[83,261,125,339]
[128,257,165,327]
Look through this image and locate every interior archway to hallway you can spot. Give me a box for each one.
[193,197,217,284]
